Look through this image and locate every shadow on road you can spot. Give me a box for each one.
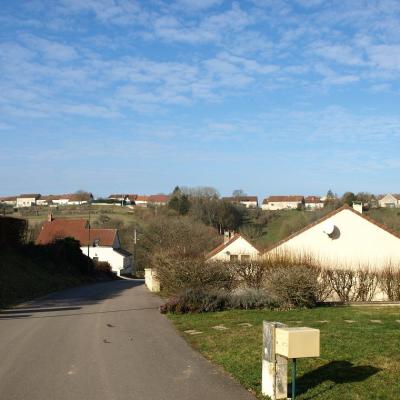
[293,360,381,399]
[0,279,148,320]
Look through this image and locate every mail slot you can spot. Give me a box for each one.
[275,327,320,359]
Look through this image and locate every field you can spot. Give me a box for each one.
[169,307,400,399]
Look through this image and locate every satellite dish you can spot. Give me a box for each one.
[323,222,335,236]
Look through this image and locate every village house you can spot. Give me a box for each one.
[0,196,17,206]
[16,194,41,208]
[379,194,400,208]
[108,194,138,204]
[222,196,259,208]
[261,195,304,211]
[263,204,400,270]
[206,232,261,262]
[36,215,133,276]
[304,196,324,210]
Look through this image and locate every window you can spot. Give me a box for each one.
[230,254,239,262]
[241,255,250,261]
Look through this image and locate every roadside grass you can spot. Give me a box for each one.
[169,307,400,399]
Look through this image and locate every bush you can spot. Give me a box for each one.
[378,266,400,301]
[266,264,320,309]
[154,254,236,295]
[228,261,271,289]
[228,288,277,310]
[160,288,276,314]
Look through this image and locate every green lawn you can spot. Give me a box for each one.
[169,307,400,399]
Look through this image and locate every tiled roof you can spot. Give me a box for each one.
[0,196,17,201]
[148,194,169,203]
[205,234,242,260]
[305,196,323,203]
[19,194,41,199]
[36,219,117,247]
[263,195,304,204]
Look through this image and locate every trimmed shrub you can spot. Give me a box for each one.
[378,267,400,301]
[228,261,271,289]
[154,253,236,295]
[266,264,320,309]
[160,288,276,314]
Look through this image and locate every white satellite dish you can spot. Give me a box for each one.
[323,222,335,236]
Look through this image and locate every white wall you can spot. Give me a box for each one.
[81,246,132,275]
[262,201,301,211]
[209,236,260,261]
[268,209,400,269]
[379,194,399,208]
[305,202,324,210]
[16,198,36,207]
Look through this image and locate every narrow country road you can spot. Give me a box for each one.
[0,280,255,400]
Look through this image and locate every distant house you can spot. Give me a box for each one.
[135,195,149,207]
[0,196,17,206]
[379,194,400,208]
[261,195,304,211]
[135,194,169,207]
[222,196,258,208]
[37,193,93,207]
[304,196,324,210]
[108,194,138,204]
[16,194,41,208]
[206,232,261,262]
[148,194,169,206]
[263,204,400,270]
[36,215,132,276]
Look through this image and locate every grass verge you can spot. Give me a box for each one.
[169,307,400,399]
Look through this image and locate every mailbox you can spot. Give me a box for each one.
[275,327,320,359]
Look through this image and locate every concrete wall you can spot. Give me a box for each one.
[145,268,160,292]
[268,209,400,269]
[209,236,260,262]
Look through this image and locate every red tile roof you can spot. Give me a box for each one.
[148,194,169,203]
[36,219,117,247]
[19,194,41,199]
[305,196,323,203]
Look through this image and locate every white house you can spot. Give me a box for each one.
[304,196,324,210]
[16,194,41,208]
[223,196,259,208]
[379,194,400,208]
[0,196,17,206]
[263,204,400,270]
[36,215,133,276]
[206,232,261,262]
[262,196,304,211]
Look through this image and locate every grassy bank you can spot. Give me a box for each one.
[169,307,400,399]
[0,241,113,308]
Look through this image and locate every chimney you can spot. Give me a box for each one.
[352,201,363,214]
[48,212,54,222]
[224,230,230,244]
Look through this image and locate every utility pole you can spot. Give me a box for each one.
[87,201,91,257]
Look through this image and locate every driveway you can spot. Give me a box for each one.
[0,280,255,400]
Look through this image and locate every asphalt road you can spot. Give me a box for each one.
[0,280,255,400]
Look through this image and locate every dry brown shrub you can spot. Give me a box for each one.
[378,265,400,301]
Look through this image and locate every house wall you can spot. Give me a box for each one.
[267,209,400,269]
[80,246,129,275]
[16,198,36,207]
[379,195,399,208]
[305,202,324,209]
[241,201,258,208]
[262,201,301,211]
[209,237,260,261]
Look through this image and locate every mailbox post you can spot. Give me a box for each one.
[263,323,320,400]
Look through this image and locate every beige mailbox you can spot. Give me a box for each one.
[275,327,320,359]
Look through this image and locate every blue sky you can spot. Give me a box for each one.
[1,0,400,199]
